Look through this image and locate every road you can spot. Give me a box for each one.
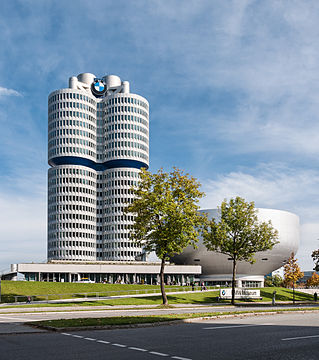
[0,303,318,324]
[1,312,319,359]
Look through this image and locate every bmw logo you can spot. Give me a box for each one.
[94,80,105,92]
[91,79,106,97]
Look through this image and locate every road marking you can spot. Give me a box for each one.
[60,333,191,359]
[149,351,169,356]
[282,334,319,341]
[128,347,148,352]
[97,340,110,344]
[203,324,262,330]
[112,343,126,347]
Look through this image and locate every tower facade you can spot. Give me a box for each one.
[48,73,149,262]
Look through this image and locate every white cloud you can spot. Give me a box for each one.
[0,191,46,272]
[119,1,319,161]
[299,223,319,270]
[0,86,21,97]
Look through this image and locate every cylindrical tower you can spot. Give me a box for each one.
[48,73,149,262]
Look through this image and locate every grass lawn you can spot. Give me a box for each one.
[1,280,169,303]
[90,287,314,306]
[260,287,313,302]
[1,282,315,307]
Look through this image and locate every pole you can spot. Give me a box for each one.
[293,281,295,304]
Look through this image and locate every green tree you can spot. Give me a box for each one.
[283,253,304,304]
[125,168,205,305]
[265,274,283,287]
[203,197,279,305]
[311,249,319,272]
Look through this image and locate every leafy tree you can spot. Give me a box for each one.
[311,249,319,272]
[265,274,283,287]
[272,274,284,287]
[283,253,304,304]
[203,197,279,305]
[306,272,319,288]
[125,168,205,305]
[264,276,273,287]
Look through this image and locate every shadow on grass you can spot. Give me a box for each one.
[33,315,190,328]
[261,288,313,302]
[1,293,45,303]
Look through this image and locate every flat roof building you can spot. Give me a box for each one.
[8,262,201,285]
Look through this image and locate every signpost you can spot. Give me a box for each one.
[219,288,261,300]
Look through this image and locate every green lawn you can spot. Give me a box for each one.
[90,287,314,306]
[1,281,314,305]
[1,280,201,303]
[1,280,165,303]
[260,287,313,302]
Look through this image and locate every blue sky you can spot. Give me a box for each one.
[1,0,319,271]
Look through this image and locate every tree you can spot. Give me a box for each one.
[203,197,279,305]
[311,249,319,272]
[265,274,283,287]
[125,168,205,305]
[306,272,319,288]
[283,253,304,304]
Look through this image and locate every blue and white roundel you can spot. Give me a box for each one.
[94,80,105,92]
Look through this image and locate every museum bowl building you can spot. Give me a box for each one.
[172,208,300,287]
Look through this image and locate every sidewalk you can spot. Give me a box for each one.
[1,301,318,314]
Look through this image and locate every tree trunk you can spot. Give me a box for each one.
[231,259,237,305]
[160,258,168,305]
[293,281,295,304]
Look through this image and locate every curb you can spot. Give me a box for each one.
[29,308,319,332]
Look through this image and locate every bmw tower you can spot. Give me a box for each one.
[47,73,149,262]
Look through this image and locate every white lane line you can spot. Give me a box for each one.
[203,324,261,330]
[128,347,148,352]
[112,343,127,348]
[61,332,190,359]
[282,334,319,341]
[149,351,169,357]
[97,340,110,344]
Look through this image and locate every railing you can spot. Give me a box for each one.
[12,286,216,303]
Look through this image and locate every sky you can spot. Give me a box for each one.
[1,0,319,272]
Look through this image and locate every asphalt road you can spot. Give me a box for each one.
[1,312,319,359]
[0,304,318,324]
